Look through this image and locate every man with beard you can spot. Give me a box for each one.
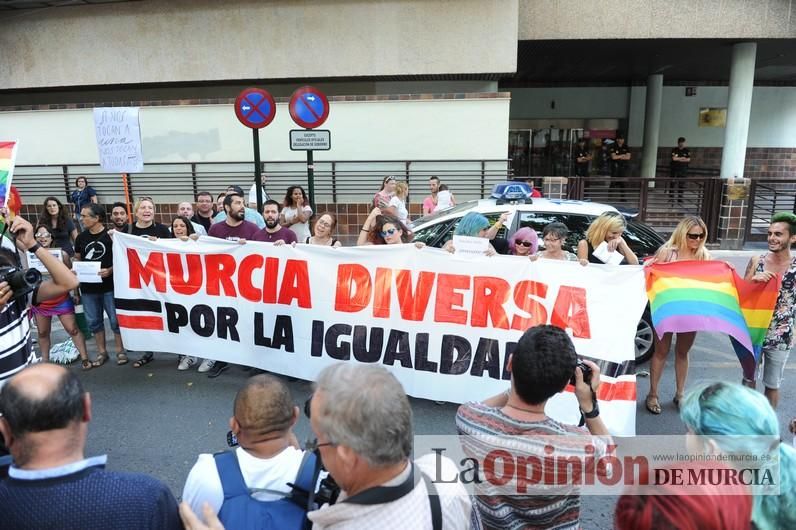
[192,191,215,233]
[212,186,265,228]
[204,193,259,378]
[110,202,129,231]
[252,200,298,244]
[743,212,796,408]
[177,201,207,236]
[208,194,259,242]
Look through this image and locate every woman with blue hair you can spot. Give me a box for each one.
[442,212,500,256]
[680,381,796,530]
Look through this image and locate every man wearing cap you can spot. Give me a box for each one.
[212,186,265,229]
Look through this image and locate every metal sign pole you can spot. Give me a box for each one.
[253,128,263,212]
[306,147,315,207]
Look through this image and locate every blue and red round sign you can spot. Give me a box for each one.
[234,88,276,129]
[289,86,330,129]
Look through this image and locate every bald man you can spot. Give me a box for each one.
[177,202,207,236]
[182,374,308,521]
[0,364,181,529]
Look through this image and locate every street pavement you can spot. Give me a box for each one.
[39,249,794,530]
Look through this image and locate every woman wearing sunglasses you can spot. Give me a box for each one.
[372,175,397,210]
[508,227,538,257]
[645,215,711,415]
[30,225,94,370]
[357,208,415,246]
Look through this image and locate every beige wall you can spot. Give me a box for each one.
[0,0,518,90]
[519,0,796,39]
[0,96,511,165]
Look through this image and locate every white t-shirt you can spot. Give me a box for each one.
[283,205,313,242]
[388,196,409,224]
[436,190,452,210]
[182,445,306,516]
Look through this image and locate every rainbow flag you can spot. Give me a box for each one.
[0,141,18,209]
[646,260,780,376]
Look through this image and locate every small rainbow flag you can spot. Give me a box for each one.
[646,260,780,375]
[0,141,19,209]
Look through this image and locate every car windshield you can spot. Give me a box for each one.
[413,207,666,257]
[410,201,479,228]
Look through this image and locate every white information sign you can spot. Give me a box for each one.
[93,107,144,172]
[289,129,331,151]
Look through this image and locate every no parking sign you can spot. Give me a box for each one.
[234,87,277,211]
[289,86,329,129]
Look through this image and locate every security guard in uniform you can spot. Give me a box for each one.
[574,138,591,177]
[609,135,631,198]
[670,136,691,203]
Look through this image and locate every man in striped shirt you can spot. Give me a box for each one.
[0,214,80,469]
[456,325,610,530]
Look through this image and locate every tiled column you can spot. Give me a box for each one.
[716,178,750,250]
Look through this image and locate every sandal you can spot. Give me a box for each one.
[645,394,662,415]
[673,394,684,411]
[116,352,129,365]
[132,352,154,368]
[92,353,108,368]
[81,359,93,371]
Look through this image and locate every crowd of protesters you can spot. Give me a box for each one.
[0,174,794,529]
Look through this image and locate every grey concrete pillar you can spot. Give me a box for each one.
[641,74,663,179]
[720,42,757,179]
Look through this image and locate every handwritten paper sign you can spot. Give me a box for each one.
[452,235,489,257]
[93,108,144,172]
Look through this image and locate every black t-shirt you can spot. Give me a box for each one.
[74,228,114,294]
[191,213,213,233]
[610,144,630,166]
[574,146,590,176]
[46,218,76,255]
[671,147,690,172]
[126,223,173,239]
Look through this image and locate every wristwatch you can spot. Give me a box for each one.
[27,242,42,253]
[580,401,600,419]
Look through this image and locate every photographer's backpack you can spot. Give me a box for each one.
[214,450,321,530]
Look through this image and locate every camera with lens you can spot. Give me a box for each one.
[303,393,341,506]
[0,266,42,300]
[569,360,593,386]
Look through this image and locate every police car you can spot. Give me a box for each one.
[410,187,665,363]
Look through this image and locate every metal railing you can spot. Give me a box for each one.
[13,159,513,207]
[568,176,724,241]
[745,180,796,241]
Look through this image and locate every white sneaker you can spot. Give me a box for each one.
[178,356,198,371]
[197,359,214,373]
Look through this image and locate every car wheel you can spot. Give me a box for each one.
[635,308,655,364]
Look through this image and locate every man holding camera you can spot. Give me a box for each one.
[0,214,79,386]
[456,325,609,530]
[0,214,81,475]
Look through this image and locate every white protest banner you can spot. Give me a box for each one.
[93,107,144,172]
[112,234,647,435]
